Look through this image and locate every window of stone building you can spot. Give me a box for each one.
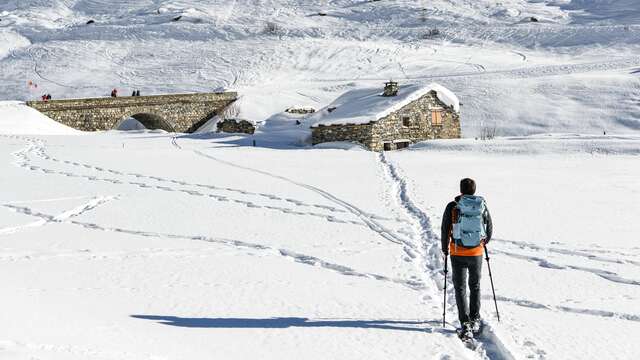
[402,116,412,127]
[431,110,443,126]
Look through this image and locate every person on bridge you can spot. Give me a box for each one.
[136,90,140,96]
[111,89,118,98]
[441,178,493,339]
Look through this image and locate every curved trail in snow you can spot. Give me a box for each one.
[379,153,518,360]
[1,135,425,290]
[171,136,520,359]
[5,199,425,291]
[3,135,371,226]
[0,196,115,235]
[171,136,411,247]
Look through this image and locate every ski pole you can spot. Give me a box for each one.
[483,244,501,322]
[442,254,448,327]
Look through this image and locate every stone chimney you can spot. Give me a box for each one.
[383,81,398,97]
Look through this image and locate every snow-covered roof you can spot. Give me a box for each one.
[310,83,459,128]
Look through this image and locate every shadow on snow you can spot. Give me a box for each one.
[130,315,453,333]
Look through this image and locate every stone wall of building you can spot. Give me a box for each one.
[216,119,256,134]
[311,123,375,149]
[26,92,238,133]
[311,90,461,151]
[370,90,461,151]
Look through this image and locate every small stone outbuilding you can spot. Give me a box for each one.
[217,119,256,134]
[311,83,461,151]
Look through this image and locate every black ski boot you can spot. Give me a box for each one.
[470,318,483,336]
[457,322,473,341]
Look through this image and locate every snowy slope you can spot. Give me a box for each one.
[0,0,639,136]
[0,101,79,135]
[1,1,640,359]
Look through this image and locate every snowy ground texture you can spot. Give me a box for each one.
[1,0,640,359]
[1,129,639,360]
[1,0,640,136]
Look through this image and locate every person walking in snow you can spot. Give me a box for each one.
[441,178,493,339]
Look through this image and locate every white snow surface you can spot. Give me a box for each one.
[0,129,639,360]
[1,0,639,136]
[194,115,222,134]
[1,0,640,359]
[310,83,459,127]
[0,101,79,135]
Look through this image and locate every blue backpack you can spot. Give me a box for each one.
[452,195,487,248]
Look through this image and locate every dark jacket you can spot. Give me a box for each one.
[440,195,493,254]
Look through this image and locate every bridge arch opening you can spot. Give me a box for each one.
[116,113,175,132]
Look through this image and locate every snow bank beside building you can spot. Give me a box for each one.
[0,101,80,135]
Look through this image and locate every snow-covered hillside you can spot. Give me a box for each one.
[1,0,639,136]
[1,1,640,360]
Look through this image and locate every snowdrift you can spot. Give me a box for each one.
[0,101,80,135]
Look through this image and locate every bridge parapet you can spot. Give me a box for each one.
[27,92,238,133]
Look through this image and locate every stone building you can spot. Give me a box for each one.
[311,83,461,151]
[217,118,256,134]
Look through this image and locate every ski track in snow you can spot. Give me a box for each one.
[378,153,518,360]
[491,295,640,323]
[5,202,426,291]
[172,136,411,247]
[4,134,638,358]
[0,196,115,235]
[495,238,640,267]
[3,135,402,228]
[491,249,640,286]
[175,135,538,360]
[1,135,428,290]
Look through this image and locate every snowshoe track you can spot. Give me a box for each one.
[379,152,518,360]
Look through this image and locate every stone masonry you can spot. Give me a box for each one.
[216,119,256,134]
[312,90,460,151]
[26,92,238,133]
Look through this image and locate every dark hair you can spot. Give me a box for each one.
[460,178,476,195]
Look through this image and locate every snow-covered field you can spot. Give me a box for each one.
[1,0,640,359]
[1,129,639,360]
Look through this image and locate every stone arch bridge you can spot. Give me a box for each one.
[26,92,237,133]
